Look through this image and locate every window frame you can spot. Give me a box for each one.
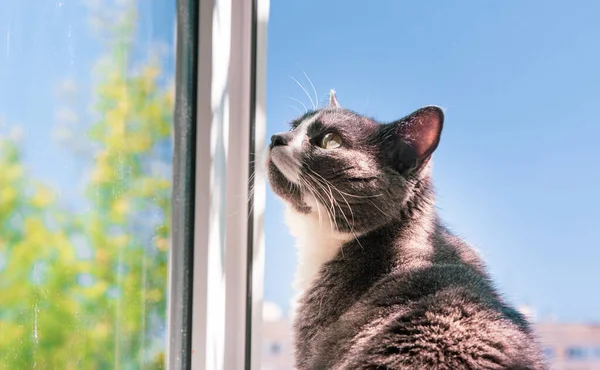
[166,0,269,369]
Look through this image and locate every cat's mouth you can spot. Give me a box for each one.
[268,147,302,184]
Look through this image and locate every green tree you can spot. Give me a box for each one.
[0,6,173,370]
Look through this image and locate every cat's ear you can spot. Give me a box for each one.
[388,106,444,172]
[329,89,340,108]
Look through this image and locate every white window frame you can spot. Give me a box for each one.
[166,0,269,369]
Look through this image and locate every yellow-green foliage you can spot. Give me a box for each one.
[0,10,173,370]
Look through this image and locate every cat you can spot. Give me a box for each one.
[266,90,547,370]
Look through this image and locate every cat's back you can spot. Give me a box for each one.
[336,270,546,369]
[307,231,547,369]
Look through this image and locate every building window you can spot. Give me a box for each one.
[270,342,282,355]
[566,346,588,360]
[263,341,282,357]
[543,346,555,359]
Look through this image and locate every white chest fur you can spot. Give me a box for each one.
[284,199,354,295]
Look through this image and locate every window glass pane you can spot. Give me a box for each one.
[0,0,175,368]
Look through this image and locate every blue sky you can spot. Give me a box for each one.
[264,0,600,322]
[2,0,599,324]
[0,0,175,206]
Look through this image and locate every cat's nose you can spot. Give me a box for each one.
[270,133,289,149]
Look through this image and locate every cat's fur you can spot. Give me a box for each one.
[267,91,546,369]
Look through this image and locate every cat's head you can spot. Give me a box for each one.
[267,90,444,234]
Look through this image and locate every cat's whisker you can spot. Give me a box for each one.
[306,173,339,232]
[308,172,350,236]
[361,89,370,113]
[319,184,339,231]
[318,178,358,227]
[310,172,348,247]
[369,200,392,219]
[301,70,319,108]
[246,188,256,221]
[311,171,384,200]
[337,190,384,199]
[299,177,324,227]
[290,75,316,110]
[247,170,256,183]
[307,168,365,250]
[244,172,257,220]
[332,192,364,252]
[286,96,308,113]
[287,104,304,115]
[313,186,329,228]
[299,169,333,230]
[331,189,364,251]
[308,171,343,217]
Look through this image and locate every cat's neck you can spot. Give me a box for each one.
[285,174,437,298]
[285,203,355,295]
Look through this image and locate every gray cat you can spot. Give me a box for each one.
[266,91,547,370]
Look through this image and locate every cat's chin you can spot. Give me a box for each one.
[267,161,311,212]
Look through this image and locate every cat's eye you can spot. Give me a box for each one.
[320,133,342,149]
